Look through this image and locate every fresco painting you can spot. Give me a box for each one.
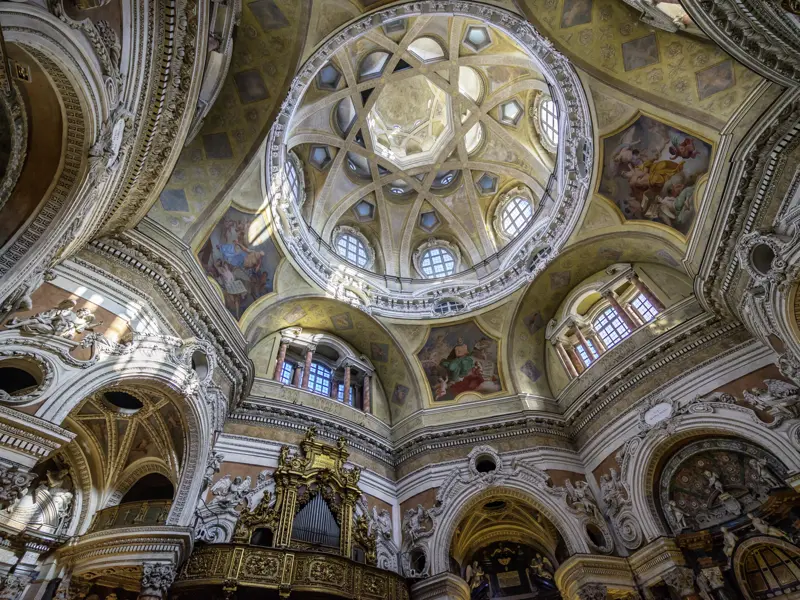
[199,207,280,320]
[417,320,502,402]
[599,114,712,236]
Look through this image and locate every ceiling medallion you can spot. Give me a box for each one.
[266,1,593,319]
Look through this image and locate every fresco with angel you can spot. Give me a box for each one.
[599,114,712,236]
[417,320,503,402]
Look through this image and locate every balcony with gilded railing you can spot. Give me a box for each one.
[88,499,172,533]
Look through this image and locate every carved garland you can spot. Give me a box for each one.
[0,350,54,405]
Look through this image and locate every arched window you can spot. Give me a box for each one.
[307,361,333,396]
[631,293,658,323]
[593,307,631,349]
[500,196,533,237]
[335,231,370,268]
[408,37,445,62]
[539,97,559,147]
[420,246,456,278]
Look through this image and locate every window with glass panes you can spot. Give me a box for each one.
[420,247,456,277]
[337,383,357,406]
[307,361,332,396]
[336,233,369,268]
[279,361,295,385]
[631,293,658,323]
[575,339,599,367]
[500,197,533,237]
[593,307,630,349]
[285,159,300,204]
[540,98,559,146]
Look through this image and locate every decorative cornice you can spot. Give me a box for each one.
[86,235,252,407]
[682,0,800,86]
[701,93,800,315]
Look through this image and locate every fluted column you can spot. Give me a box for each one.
[363,374,372,413]
[555,341,579,377]
[300,344,316,389]
[603,290,636,330]
[343,363,352,405]
[272,338,290,381]
[628,273,665,310]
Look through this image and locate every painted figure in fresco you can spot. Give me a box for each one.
[601,116,711,236]
[418,323,502,401]
[200,209,278,319]
[441,337,474,382]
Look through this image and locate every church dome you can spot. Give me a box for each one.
[267,3,593,319]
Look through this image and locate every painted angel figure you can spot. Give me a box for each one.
[611,126,643,176]
[743,379,800,419]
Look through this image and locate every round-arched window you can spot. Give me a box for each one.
[420,246,456,277]
[539,97,559,147]
[501,196,533,237]
[335,232,369,268]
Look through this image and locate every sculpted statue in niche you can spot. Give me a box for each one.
[599,468,628,514]
[564,479,602,519]
[659,441,787,533]
[209,474,252,510]
[403,504,432,544]
[4,299,98,339]
[743,379,800,419]
[720,526,737,556]
[748,513,790,540]
[371,505,392,539]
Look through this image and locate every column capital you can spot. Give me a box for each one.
[410,572,469,600]
[576,583,608,600]
[139,562,176,600]
[663,566,696,598]
[304,343,317,354]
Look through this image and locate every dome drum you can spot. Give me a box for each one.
[267,2,593,318]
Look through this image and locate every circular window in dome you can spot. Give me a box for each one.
[417,243,458,278]
[501,196,533,237]
[334,227,373,269]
